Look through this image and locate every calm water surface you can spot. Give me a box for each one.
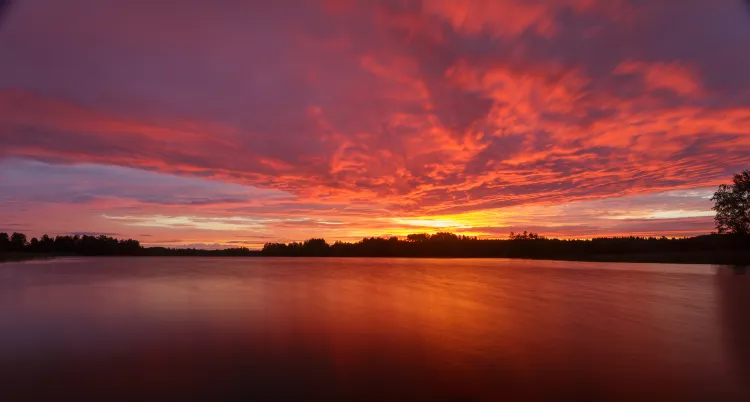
[1,257,748,401]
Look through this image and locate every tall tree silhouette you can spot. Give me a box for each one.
[9,232,27,252]
[0,232,9,252]
[712,170,750,235]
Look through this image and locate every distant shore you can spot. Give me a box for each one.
[3,232,750,266]
[3,250,749,266]
[0,252,58,263]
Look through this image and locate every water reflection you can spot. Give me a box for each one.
[716,265,750,397]
[0,258,748,401]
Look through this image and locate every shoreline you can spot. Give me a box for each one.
[2,252,748,266]
[0,253,58,263]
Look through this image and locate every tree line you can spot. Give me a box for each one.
[0,233,142,255]
[260,232,750,264]
[0,233,257,257]
[1,231,748,264]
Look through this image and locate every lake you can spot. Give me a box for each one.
[1,257,748,401]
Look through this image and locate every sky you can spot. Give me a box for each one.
[0,0,749,248]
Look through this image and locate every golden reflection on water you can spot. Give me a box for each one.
[0,257,748,401]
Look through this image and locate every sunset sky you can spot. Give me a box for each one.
[1,0,749,248]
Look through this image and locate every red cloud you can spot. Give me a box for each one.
[614,61,702,96]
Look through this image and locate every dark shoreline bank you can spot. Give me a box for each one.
[0,252,57,263]
[3,251,749,266]
[3,232,749,266]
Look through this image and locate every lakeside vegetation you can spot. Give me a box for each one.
[2,231,749,265]
[0,232,257,259]
[260,232,750,264]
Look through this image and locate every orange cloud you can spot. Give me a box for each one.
[614,61,702,96]
[422,0,632,38]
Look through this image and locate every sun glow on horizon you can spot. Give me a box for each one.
[390,218,473,229]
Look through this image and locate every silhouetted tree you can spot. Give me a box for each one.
[712,170,750,235]
[407,233,430,242]
[9,232,27,252]
[509,231,545,240]
[0,232,9,252]
[39,234,54,253]
[29,237,40,251]
[431,232,459,242]
[302,238,329,256]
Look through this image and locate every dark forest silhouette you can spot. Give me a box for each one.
[259,232,750,264]
[1,231,749,264]
[0,232,255,259]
